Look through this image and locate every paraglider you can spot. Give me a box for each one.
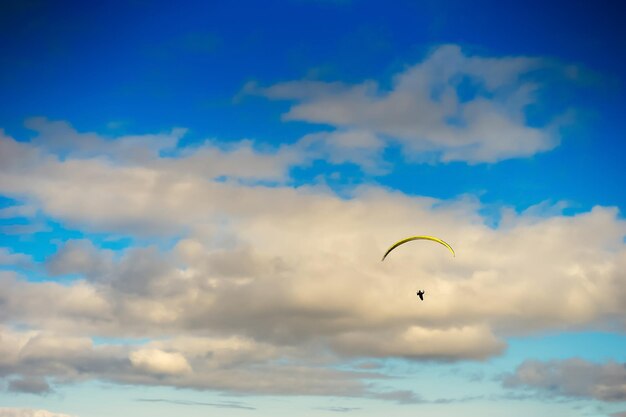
[381,235,455,300]
[381,235,455,261]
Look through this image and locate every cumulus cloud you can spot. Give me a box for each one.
[0,117,625,399]
[0,326,395,399]
[504,359,626,402]
[250,44,571,164]
[0,328,129,384]
[45,240,113,278]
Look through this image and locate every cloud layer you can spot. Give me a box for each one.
[0,110,624,400]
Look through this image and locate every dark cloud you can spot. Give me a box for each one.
[503,359,626,402]
[372,389,422,404]
[46,239,113,278]
[7,377,51,395]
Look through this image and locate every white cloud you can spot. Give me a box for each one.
[153,139,302,182]
[331,324,505,360]
[22,117,302,181]
[129,349,192,375]
[0,409,75,417]
[296,129,388,173]
[24,117,185,163]
[1,176,624,360]
[0,118,625,399]
[251,44,570,164]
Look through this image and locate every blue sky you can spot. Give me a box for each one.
[0,1,625,416]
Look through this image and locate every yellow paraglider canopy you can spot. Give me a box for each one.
[381,235,455,261]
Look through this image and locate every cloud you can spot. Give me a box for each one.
[313,406,361,412]
[135,398,254,410]
[0,409,75,417]
[23,117,184,163]
[0,121,309,236]
[331,324,505,360]
[295,129,389,173]
[21,117,302,182]
[0,223,50,235]
[250,44,572,164]
[0,119,625,399]
[431,395,483,404]
[45,240,113,278]
[0,248,31,267]
[504,359,626,402]
[0,327,130,385]
[0,204,36,219]
[0,326,392,400]
[372,390,422,404]
[129,349,192,376]
[7,377,51,395]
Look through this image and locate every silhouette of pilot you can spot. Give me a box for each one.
[416,290,425,301]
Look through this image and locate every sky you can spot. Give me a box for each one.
[0,0,625,416]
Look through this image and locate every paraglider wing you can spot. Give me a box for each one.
[381,235,455,261]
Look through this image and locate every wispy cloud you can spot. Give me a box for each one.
[313,406,361,412]
[0,204,37,219]
[431,395,484,404]
[135,398,254,410]
[0,248,32,267]
[248,44,574,165]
